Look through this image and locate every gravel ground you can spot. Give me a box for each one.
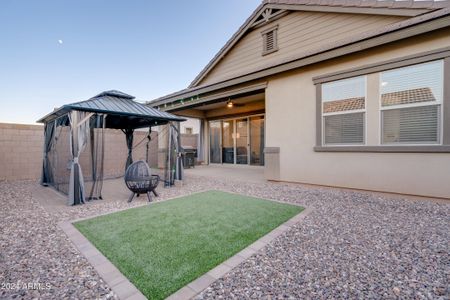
[0,176,449,299]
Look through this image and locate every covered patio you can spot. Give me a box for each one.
[148,82,267,168]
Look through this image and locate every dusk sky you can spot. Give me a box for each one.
[0,0,260,124]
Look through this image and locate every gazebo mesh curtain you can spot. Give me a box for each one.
[161,122,183,186]
[42,111,106,205]
[42,115,182,205]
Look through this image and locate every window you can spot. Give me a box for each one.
[185,127,193,134]
[322,76,366,145]
[380,60,443,145]
[261,26,278,56]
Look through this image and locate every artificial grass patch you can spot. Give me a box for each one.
[74,190,303,299]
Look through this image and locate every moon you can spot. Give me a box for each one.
[58,39,63,44]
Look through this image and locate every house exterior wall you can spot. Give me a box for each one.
[264,28,450,199]
[200,11,406,86]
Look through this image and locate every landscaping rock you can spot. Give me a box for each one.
[0,176,449,299]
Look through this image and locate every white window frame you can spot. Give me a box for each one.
[322,75,367,146]
[379,60,444,146]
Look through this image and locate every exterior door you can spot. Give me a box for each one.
[209,115,264,165]
[250,116,265,166]
[222,120,234,164]
[236,118,249,164]
[209,121,221,163]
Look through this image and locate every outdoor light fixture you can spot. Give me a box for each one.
[227,100,234,108]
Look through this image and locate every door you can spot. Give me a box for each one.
[209,121,221,163]
[222,120,234,164]
[235,118,249,164]
[250,116,265,166]
[209,115,265,165]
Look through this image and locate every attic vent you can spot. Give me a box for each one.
[262,25,278,56]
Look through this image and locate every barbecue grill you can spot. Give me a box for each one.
[125,160,159,202]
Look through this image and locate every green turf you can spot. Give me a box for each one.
[74,190,303,299]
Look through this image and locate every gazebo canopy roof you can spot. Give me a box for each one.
[37,90,185,129]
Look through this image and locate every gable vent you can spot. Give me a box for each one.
[262,25,278,56]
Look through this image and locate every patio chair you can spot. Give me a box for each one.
[124,160,159,202]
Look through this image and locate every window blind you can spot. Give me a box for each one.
[324,113,365,145]
[382,105,440,144]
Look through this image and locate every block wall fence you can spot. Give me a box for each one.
[0,123,197,181]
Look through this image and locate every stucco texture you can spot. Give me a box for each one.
[265,28,450,199]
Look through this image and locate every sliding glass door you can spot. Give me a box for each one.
[209,115,264,165]
[209,121,221,164]
[222,120,234,164]
[236,118,248,164]
[250,116,264,166]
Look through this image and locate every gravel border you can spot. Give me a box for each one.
[1,176,449,299]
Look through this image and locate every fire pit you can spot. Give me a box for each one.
[125,160,159,202]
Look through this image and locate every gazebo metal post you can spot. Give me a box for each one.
[167,125,172,186]
[124,128,135,171]
[173,122,183,181]
[145,127,151,164]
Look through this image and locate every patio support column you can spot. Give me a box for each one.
[197,118,206,164]
[202,119,209,164]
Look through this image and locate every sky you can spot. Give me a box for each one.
[0,0,261,124]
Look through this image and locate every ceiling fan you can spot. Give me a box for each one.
[226,98,245,108]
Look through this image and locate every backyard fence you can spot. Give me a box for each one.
[0,123,197,181]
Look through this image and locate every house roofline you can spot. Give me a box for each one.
[147,7,450,108]
[187,0,449,88]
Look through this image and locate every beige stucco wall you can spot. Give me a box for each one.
[265,28,450,199]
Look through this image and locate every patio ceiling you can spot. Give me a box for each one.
[195,93,264,111]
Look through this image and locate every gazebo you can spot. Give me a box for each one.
[37,90,185,205]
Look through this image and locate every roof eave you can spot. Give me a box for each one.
[36,105,70,123]
[148,7,450,107]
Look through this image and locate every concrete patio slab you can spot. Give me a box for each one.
[184,165,265,183]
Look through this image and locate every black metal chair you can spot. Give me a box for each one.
[124,160,159,202]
